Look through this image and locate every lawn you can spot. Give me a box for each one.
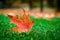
[0,14,60,40]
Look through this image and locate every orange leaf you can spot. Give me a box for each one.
[9,9,34,33]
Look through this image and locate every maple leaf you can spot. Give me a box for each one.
[9,9,34,33]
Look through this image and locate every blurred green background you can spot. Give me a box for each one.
[0,0,60,12]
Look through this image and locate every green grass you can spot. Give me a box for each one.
[0,15,60,40]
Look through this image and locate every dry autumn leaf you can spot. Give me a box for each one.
[9,9,34,33]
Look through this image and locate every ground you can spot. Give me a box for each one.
[0,8,60,19]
